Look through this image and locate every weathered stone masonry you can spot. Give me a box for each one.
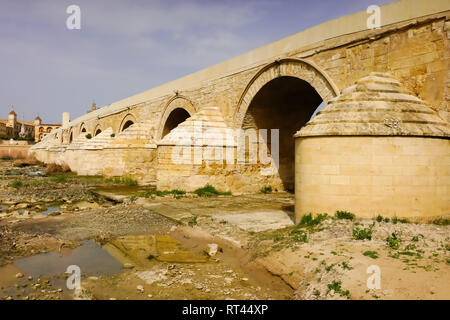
[31,0,450,219]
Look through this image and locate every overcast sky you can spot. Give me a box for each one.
[0,0,394,123]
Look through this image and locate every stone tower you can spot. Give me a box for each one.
[34,115,42,126]
[294,72,449,220]
[7,108,16,127]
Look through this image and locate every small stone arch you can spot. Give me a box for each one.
[79,123,87,135]
[157,95,196,140]
[119,113,137,132]
[234,58,340,128]
[94,124,102,136]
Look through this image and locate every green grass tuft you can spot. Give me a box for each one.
[363,251,379,259]
[260,185,272,194]
[335,210,355,220]
[194,184,231,197]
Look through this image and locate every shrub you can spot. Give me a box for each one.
[383,217,390,223]
[290,229,308,243]
[110,133,115,138]
[188,216,198,227]
[335,210,355,220]
[363,251,379,259]
[386,232,400,249]
[260,185,272,194]
[375,215,383,222]
[298,213,328,227]
[85,134,92,139]
[194,184,231,197]
[432,218,450,226]
[352,227,372,240]
[8,180,23,188]
[326,280,350,298]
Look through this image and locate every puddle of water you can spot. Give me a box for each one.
[13,240,123,278]
[40,206,60,216]
[92,186,155,197]
[103,234,207,268]
[0,204,8,212]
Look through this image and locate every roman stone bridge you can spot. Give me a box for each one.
[31,0,450,219]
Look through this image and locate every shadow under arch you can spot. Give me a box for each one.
[156,95,196,141]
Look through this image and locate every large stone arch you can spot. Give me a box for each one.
[234,58,340,128]
[119,113,137,132]
[156,95,196,140]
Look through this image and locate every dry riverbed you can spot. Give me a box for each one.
[0,159,449,300]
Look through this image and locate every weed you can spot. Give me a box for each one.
[194,184,231,197]
[188,216,198,227]
[363,251,379,259]
[383,217,390,223]
[260,185,272,194]
[386,232,400,249]
[432,218,449,226]
[85,134,92,139]
[341,261,353,270]
[326,280,350,299]
[289,229,308,243]
[335,210,355,220]
[50,175,68,183]
[352,227,372,240]
[8,180,23,188]
[375,215,383,222]
[298,213,328,228]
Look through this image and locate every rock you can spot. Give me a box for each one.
[48,211,61,216]
[123,263,134,269]
[147,294,153,298]
[205,243,219,257]
[15,273,24,279]
[88,276,98,281]
[28,276,33,281]
[195,284,203,290]
[241,278,249,281]
[137,285,144,293]
[15,203,29,210]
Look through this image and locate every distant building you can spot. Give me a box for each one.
[0,108,61,142]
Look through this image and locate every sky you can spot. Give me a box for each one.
[0,0,394,123]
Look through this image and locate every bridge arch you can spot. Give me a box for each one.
[157,95,195,140]
[234,58,339,128]
[68,128,73,143]
[234,59,339,192]
[119,113,137,132]
[79,122,87,135]
[94,124,102,136]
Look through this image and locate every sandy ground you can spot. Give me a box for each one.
[0,159,448,300]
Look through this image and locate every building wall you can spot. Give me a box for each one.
[295,136,450,219]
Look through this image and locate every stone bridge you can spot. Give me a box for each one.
[31,0,450,219]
